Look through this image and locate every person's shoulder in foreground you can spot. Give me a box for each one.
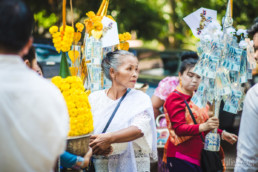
[246,83,258,98]
[235,84,258,172]
[0,67,69,171]
[235,18,258,172]
[0,0,69,171]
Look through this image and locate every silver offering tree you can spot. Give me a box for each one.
[191,0,256,151]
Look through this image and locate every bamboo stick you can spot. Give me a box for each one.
[62,0,66,31]
[103,0,109,16]
[230,0,233,17]
[97,0,106,16]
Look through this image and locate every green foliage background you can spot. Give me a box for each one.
[24,0,258,50]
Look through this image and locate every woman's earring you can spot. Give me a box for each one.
[179,79,182,87]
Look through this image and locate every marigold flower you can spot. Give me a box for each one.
[49,24,75,53]
[76,22,84,32]
[51,76,62,85]
[92,16,102,23]
[93,21,103,31]
[86,11,95,19]
[85,20,94,33]
[49,26,59,34]
[118,42,130,51]
[123,42,130,51]
[124,32,132,41]
[66,26,75,33]
[119,34,125,42]
[52,32,61,38]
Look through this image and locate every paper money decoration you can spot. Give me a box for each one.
[102,46,113,89]
[84,34,103,92]
[185,1,256,115]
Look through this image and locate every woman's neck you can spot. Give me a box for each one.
[177,85,193,96]
[107,86,127,100]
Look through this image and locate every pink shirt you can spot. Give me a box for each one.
[154,76,179,101]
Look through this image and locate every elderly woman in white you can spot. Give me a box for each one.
[89,50,157,172]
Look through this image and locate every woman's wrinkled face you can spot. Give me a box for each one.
[112,55,139,88]
[179,67,201,92]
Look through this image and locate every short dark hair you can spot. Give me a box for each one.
[0,0,34,53]
[22,46,36,65]
[179,51,199,74]
[247,17,258,36]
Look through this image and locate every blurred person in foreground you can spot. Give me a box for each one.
[22,46,93,170]
[0,0,69,171]
[235,18,258,172]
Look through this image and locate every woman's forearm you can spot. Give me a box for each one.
[151,95,164,118]
[175,124,200,136]
[109,126,143,144]
[153,107,161,118]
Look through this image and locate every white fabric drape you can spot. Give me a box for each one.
[89,89,157,172]
[0,55,69,172]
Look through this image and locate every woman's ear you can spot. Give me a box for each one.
[109,68,115,80]
[178,72,182,77]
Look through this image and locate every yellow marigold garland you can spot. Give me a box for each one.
[49,25,74,53]
[118,32,131,51]
[49,23,84,53]
[51,76,94,136]
[84,11,104,40]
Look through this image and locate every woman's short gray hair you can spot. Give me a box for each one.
[101,50,135,80]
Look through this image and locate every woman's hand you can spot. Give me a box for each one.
[89,133,112,155]
[89,126,143,155]
[222,131,238,145]
[199,116,219,132]
[99,146,113,156]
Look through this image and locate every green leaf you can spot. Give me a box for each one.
[59,52,71,78]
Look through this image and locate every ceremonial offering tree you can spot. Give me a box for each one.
[184,0,256,151]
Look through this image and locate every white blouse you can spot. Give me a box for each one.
[89,89,157,172]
